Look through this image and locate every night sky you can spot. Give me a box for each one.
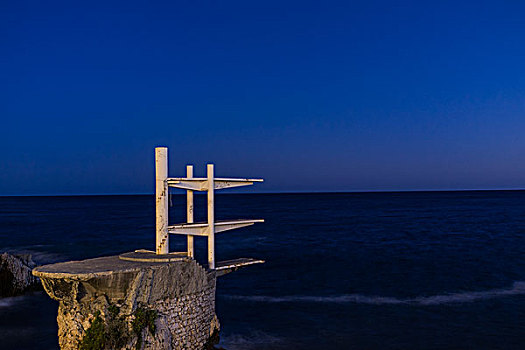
[1,1,524,195]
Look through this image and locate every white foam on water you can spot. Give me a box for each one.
[2,248,65,265]
[224,281,525,306]
[412,281,525,305]
[0,295,26,308]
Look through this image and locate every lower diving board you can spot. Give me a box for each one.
[168,219,264,236]
[215,258,265,276]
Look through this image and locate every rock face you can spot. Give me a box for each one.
[33,255,220,350]
[0,252,40,297]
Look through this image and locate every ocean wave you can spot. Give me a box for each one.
[0,295,27,308]
[2,248,65,265]
[223,281,525,306]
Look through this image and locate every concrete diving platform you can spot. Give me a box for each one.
[32,149,267,350]
[33,252,264,281]
[33,254,188,280]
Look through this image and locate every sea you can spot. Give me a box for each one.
[0,191,524,349]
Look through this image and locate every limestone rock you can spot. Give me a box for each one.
[33,256,220,350]
[0,252,40,297]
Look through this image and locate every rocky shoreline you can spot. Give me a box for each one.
[0,252,41,297]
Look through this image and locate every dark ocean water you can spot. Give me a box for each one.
[1,191,525,349]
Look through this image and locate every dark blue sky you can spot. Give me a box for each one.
[1,1,524,195]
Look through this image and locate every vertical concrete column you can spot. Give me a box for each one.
[207,164,215,269]
[155,147,169,254]
[186,165,194,258]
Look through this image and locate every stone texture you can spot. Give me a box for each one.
[33,256,219,350]
[0,252,40,297]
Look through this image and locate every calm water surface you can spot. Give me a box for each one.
[1,192,524,349]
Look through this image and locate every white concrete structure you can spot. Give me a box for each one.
[155,147,169,254]
[186,165,194,258]
[154,147,263,269]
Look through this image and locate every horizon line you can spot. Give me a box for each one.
[1,187,524,198]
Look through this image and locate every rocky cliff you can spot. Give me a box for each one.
[33,255,220,350]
